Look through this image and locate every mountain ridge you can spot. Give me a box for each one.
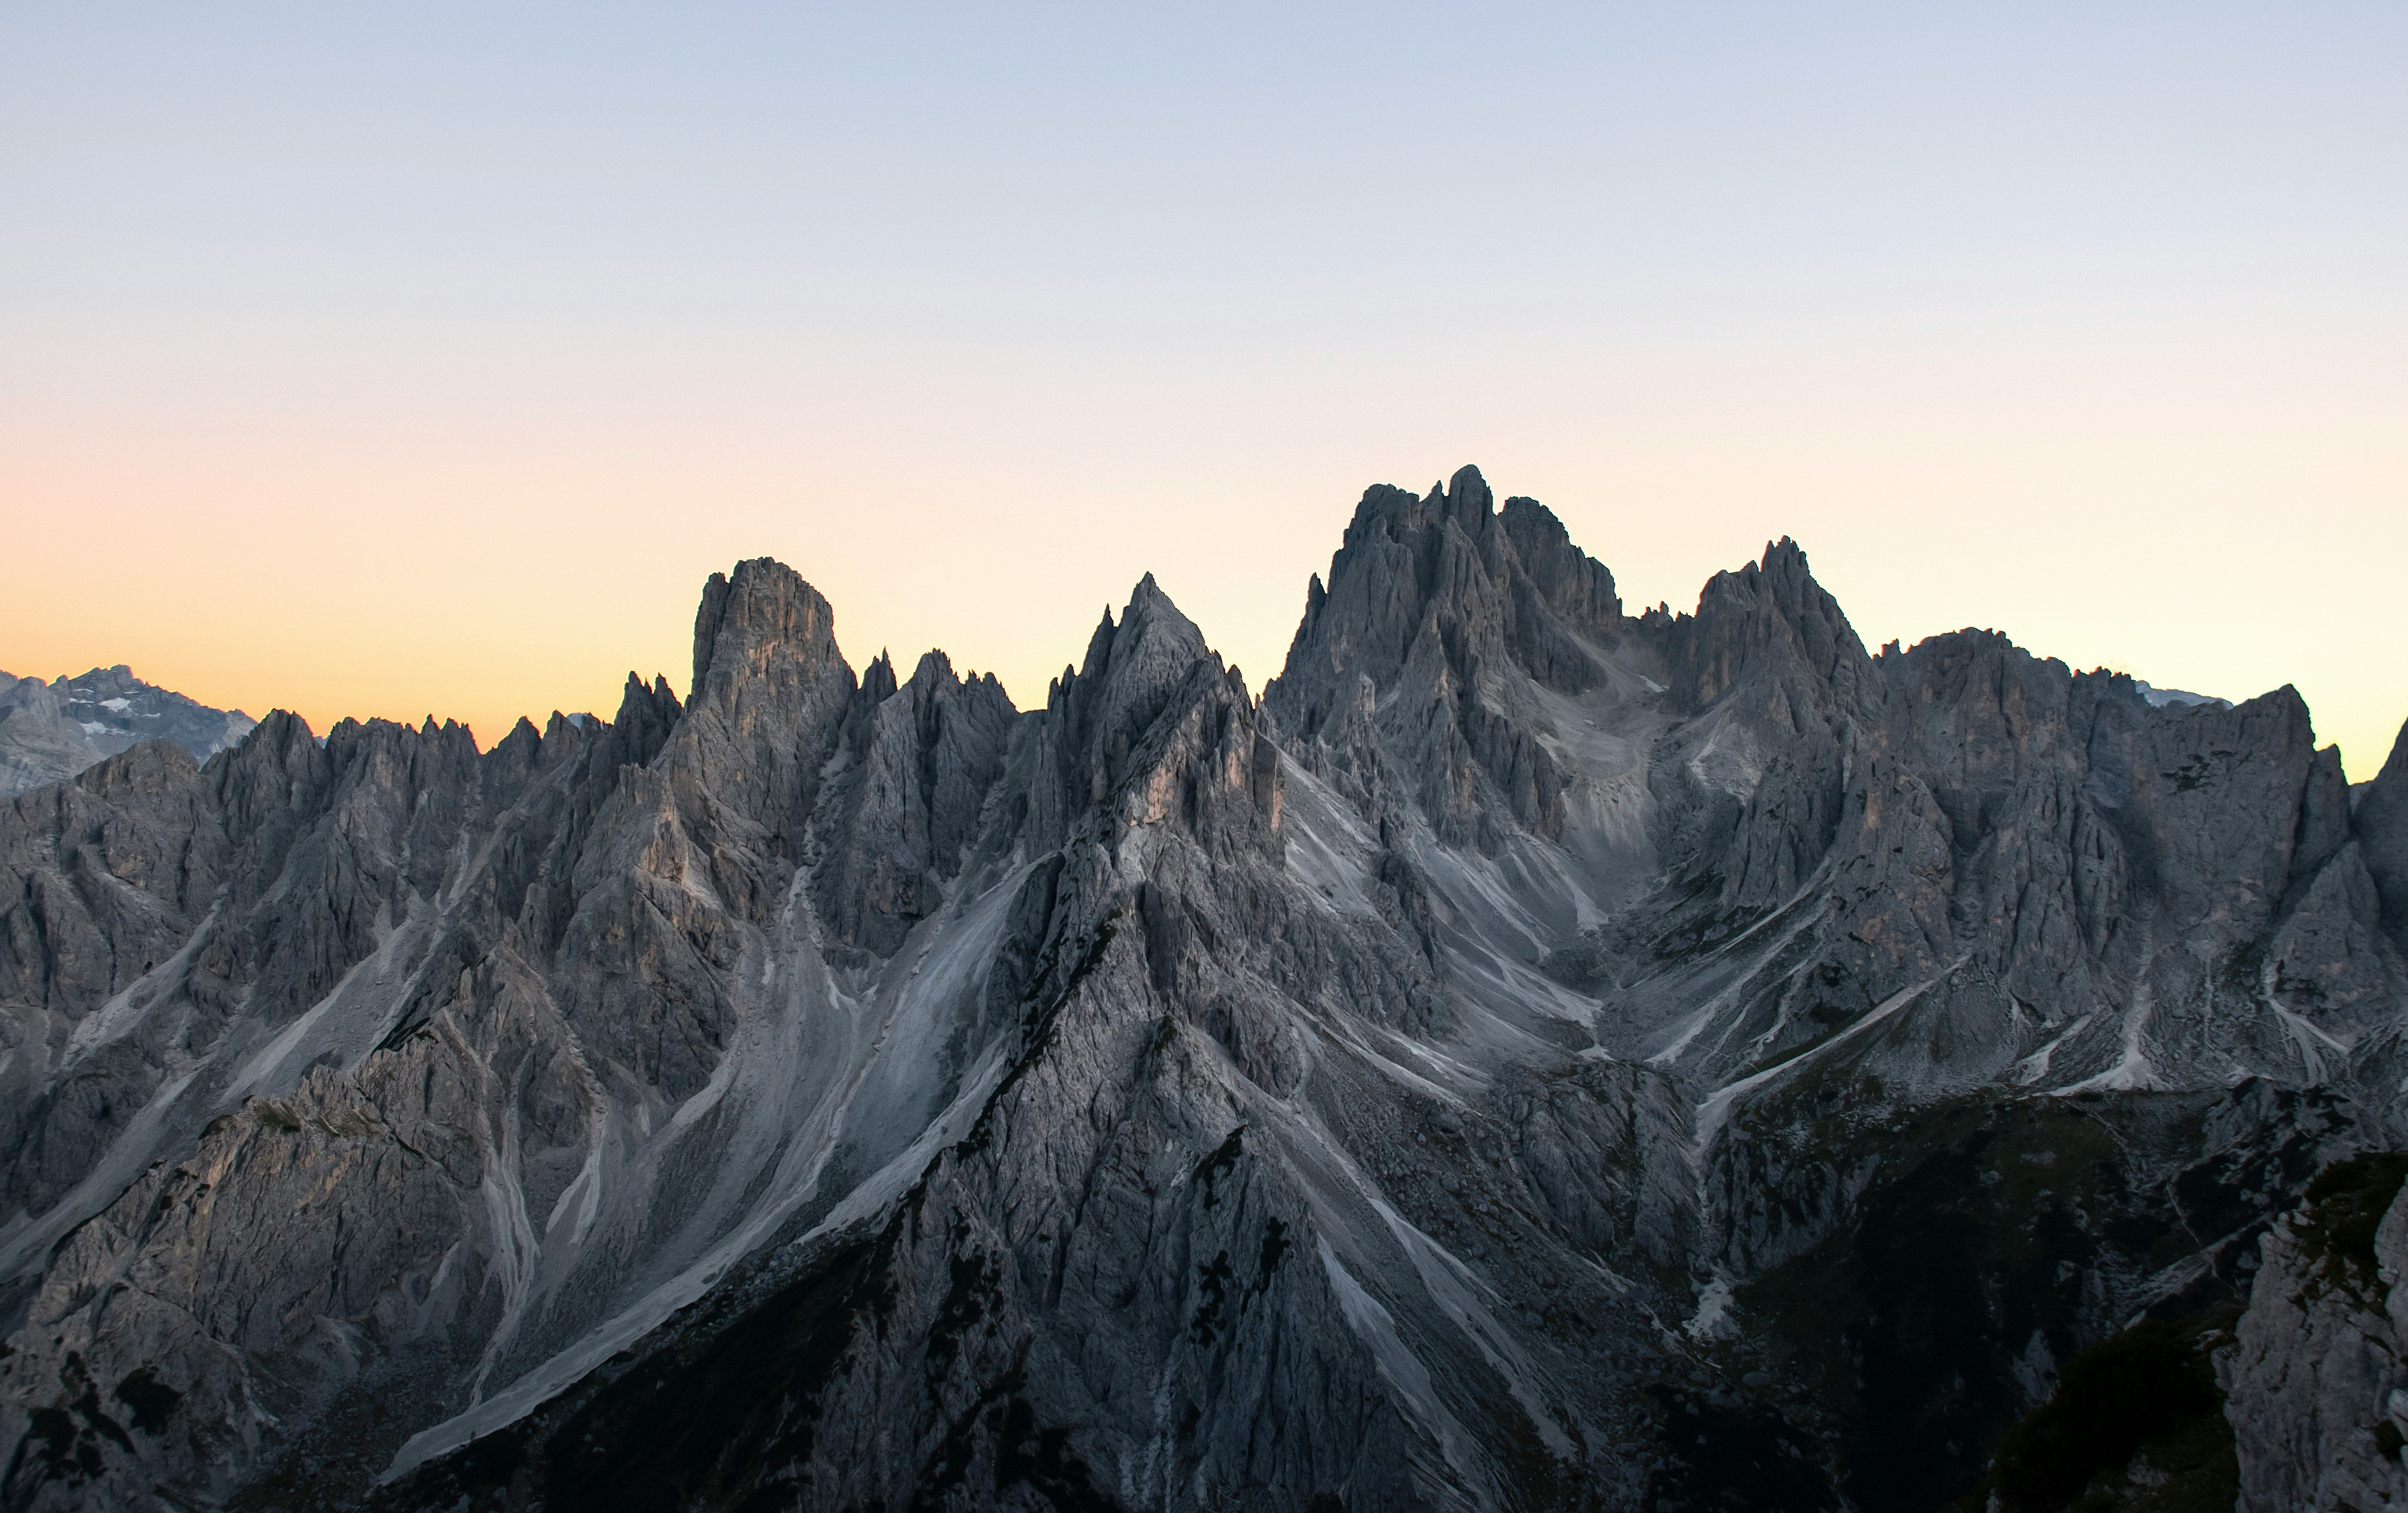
[0,466,2400,1512]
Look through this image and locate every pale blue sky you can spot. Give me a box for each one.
[13,7,2394,327]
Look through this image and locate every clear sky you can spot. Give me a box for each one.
[4,4,2402,773]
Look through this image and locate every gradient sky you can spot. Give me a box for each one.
[4,4,2402,774]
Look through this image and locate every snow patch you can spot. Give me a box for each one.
[2056,974,2159,1095]
[2015,1015,2095,1085]
[1684,1273,1734,1340]
[2134,681,2230,710]
[2270,1002,2346,1082]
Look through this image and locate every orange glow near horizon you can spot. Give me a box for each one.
[4,7,2400,777]
[5,320,2402,780]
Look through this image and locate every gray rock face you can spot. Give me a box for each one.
[0,666,256,798]
[2226,1160,2408,1512]
[811,650,1017,961]
[0,469,2399,1512]
[2358,719,2408,959]
[0,676,102,797]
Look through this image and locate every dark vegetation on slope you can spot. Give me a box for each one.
[1637,1382,1839,1513]
[1956,1317,2238,1513]
[2288,1150,2408,1305]
[1726,1082,2352,1513]
[1942,1148,2408,1513]
[365,1225,900,1513]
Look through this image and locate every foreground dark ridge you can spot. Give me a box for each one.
[1,467,2404,1513]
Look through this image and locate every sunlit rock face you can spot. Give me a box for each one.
[0,470,2401,1512]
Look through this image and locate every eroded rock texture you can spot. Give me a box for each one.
[2226,1157,2408,1513]
[0,471,2401,1512]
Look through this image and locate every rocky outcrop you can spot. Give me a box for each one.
[2226,1154,2408,1512]
[2359,718,2408,958]
[811,652,1018,960]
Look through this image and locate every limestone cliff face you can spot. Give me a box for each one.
[809,650,1016,961]
[2226,1159,2408,1513]
[0,471,2400,1513]
[2358,722,2408,959]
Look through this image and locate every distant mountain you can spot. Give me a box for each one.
[0,664,254,796]
[0,470,2401,1513]
[2134,678,2234,710]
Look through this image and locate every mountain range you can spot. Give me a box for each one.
[3,467,2403,1512]
[0,666,256,798]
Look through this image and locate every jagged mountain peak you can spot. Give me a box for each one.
[858,647,900,703]
[0,473,2401,1513]
[663,558,863,871]
[894,647,1008,707]
[1055,572,1215,766]
[601,669,682,767]
[906,646,954,690]
[689,556,848,704]
[1106,570,1205,654]
[1340,463,1500,553]
[1440,460,1494,519]
[1498,492,1624,631]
